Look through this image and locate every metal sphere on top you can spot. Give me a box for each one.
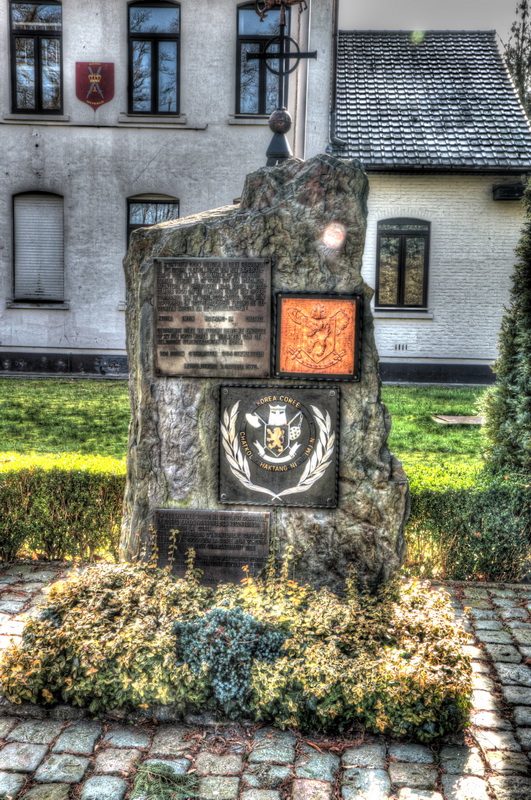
[269,108,292,135]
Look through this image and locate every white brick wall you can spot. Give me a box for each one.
[362,174,525,364]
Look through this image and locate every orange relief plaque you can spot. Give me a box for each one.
[275,293,362,381]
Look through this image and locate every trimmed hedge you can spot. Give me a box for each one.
[405,463,531,582]
[0,454,124,562]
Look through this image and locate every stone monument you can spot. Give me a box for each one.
[120,154,409,591]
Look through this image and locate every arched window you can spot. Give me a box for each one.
[128,2,180,114]
[236,3,289,115]
[127,194,179,242]
[13,192,64,302]
[10,1,62,113]
[376,218,430,308]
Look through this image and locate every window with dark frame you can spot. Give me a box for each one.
[128,2,180,114]
[13,192,64,302]
[376,218,430,308]
[127,195,180,244]
[10,1,62,114]
[236,3,289,115]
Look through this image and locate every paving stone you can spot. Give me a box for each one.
[248,730,295,764]
[495,663,531,685]
[340,768,390,800]
[241,792,280,800]
[468,609,497,620]
[520,646,531,659]
[440,775,489,800]
[0,634,21,649]
[462,646,484,660]
[0,742,49,772]
[34,753,90,783]
[474,728,521,751]
[484,644,521,662]
[491,589,517,598]
[8,720,63,744]
[0,600,25,613]
[388,763,437,789]
[514,706,531,726]
[473,619,503,630]
[476,629,514,644]
[471,690,498,711]
[501,685,531,705]
[150,725,190,756]
[28,570,59,582]
[463,589,491,599]
[52,721,102,754]
[486,749,529,773]
[439,747,484,776]
[242,765,291,789]
[292,780,332,800]
[488,775,531,799]
[470,711,512,729]
[141,758,190,776]
[0,575,19,585]
[94,747,141,773]
[23,785,71,800]
[500,608,528,619]
[0,771,26,798]
[0,717,18,738]
[465,600,492,609]
[198,777,240,800]
[397,791,443,800]
[295,745,339,782]
[196,753,243,776]
[79,775,128,800]
[471,674,495,692]
[48,705,87,721]
[342,744,386,769]
[514,629,531,646]
[492,597,517,608]
[516,727,531,748]
[470,661,489,674]
[389,743,435,764]
[103,725,150,749]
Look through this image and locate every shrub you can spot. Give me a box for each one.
[0,563,471,741]
[405,465,531,581]
[483,183,531,473]
[0,454,124,562]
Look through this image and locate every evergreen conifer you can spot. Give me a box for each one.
[483,184,531,471]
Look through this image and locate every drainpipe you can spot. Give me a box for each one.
[329,0,347,149]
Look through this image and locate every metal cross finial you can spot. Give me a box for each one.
[247,1,316,166]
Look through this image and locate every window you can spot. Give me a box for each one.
[10,1,62,113]
[376,218,430,308]
[127,194,179,242]
[236,3,289,115]
[128,2,180,114]
[13,193,64,302]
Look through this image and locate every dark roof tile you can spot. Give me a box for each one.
[334,30,531,171]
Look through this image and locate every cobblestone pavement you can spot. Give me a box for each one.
[1,564,531,799]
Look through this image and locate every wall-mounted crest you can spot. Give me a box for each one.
[76,63,114,110]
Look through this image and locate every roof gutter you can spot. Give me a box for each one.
[329,0,347,149]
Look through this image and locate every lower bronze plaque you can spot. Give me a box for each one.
[154,509,270,585]
[219,385,339,507]
[275,292,362,380]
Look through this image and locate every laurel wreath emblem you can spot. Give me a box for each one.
[220,401,335,502]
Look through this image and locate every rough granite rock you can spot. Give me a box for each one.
[120,155,409,590]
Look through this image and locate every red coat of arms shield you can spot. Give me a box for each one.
[76,62,114,110]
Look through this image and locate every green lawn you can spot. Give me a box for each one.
[0,377,488,478]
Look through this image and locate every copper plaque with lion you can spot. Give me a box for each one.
[275,293,362,381]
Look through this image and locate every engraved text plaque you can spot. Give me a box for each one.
[154,509,270,585]
[154,258,271,377]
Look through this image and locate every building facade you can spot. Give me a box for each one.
[0,0,333,375]
[334,30,531,383]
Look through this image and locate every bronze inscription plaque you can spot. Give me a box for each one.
[275,293,362,381]
[154,509,270,585]
[154,258,271,377]
[219,385,339,508]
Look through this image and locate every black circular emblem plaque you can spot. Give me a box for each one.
[219,385,339,508]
